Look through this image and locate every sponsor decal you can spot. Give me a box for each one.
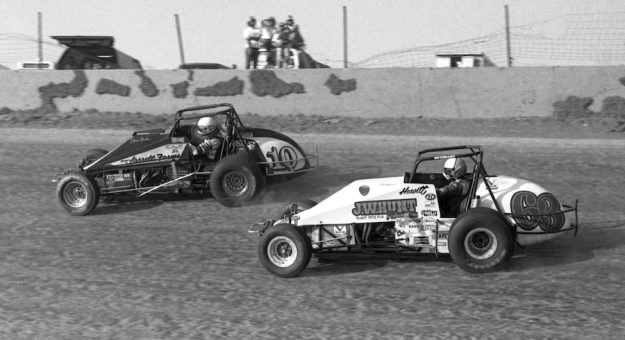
[352,199,417,217]
[240,132,254,139]
[356,214,385,220]
[425,193,436,201]
[334,226,347,234]
[510,191,565,232]
[437,241,447,247]
[436,232,448,239]
[105,173,131,185]
[359,185,370,196]
[486,178,499,190]
[113,144,184,165]
[399,186,428,195]
[120,153,178,164]
[421,209,438,217]
[171,137,185,143]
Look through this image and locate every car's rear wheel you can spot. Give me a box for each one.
[210,152,263,207]
[449,207,513,273]
[275,199,317,220]
[56,172,100,216]
[258,224,311,278]
[81,148,108,167]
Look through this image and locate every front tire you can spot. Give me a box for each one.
[449,207,513,273]
[210,152,263,207]
[56,172,100,216]
[258,224,311,278]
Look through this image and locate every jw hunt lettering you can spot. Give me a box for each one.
[352,199,417,216]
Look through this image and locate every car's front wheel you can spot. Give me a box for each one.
[56,172,100,216]
[210,152,263,207]
[258,224,311,278]
[449,207,513,273]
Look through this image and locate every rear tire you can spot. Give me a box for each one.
[210,152,263,207]
[258,224,311,278]
[275,199,317,220]
[81,149,108,167]
[449,207,513,273]
[56,172,100,216]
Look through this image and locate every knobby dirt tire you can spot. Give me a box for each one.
[258,223,312,278]
[210,152,263,207]
[56,172,100,216]
[449,207,513,273]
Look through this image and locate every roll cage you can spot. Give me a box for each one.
[405,145,578,235]
[169,103,251,161]
[170,103,241,141]
[405,145,487,215]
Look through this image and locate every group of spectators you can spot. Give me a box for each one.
[243,15,305,69]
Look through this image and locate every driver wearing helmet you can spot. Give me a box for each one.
[436,158,471,217]
[193,116,225,160]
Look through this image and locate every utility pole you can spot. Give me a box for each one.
[505,5,512,67]
[38,12,43,64]
[175,14,186,66]
[343,6,348,68]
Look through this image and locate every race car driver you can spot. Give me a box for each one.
[192,117,225,160]
[436,158,471,217]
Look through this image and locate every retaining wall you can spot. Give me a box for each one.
[1,66,624,118]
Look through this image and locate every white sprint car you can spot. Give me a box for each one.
[250,145,578,277]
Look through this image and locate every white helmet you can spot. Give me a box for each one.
[443,158,467,180]
[197,117,218,136]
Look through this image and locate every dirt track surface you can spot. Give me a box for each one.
[1,127,625,339]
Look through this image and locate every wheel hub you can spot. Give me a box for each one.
[223,171,248,196]
[465,228,498,260]
[267,236,298,267]
[63,182,87,208]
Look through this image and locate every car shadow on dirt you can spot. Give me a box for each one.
[300,252,454,277]
[295,221,625,277]
[91,193,209,215]
[509,220,625,271]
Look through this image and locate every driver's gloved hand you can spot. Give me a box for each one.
[197,140,213,154]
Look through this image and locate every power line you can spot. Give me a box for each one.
[351,12,625,68]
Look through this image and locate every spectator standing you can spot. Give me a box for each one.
[272,22,290,68]
[259,17,277,67]
[285,15,305,68]
[243,17,261,69]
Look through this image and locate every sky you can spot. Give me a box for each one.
[1,0,624,69]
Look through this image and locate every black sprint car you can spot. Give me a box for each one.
[53,103,316,215]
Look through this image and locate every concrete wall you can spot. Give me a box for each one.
[1,66,625,118]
